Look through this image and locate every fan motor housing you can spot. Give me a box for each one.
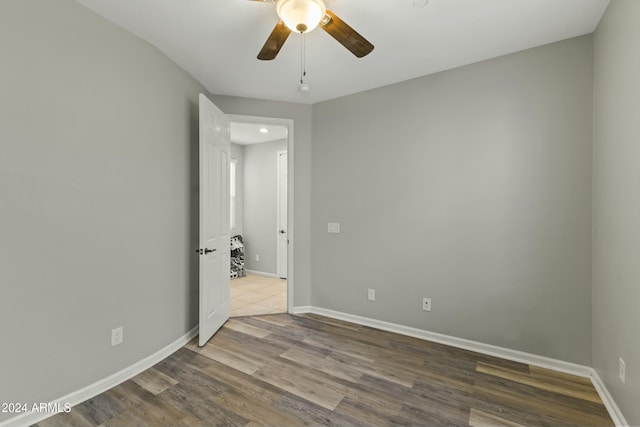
[276,0,327,33]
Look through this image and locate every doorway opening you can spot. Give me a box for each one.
[227,115,293,317]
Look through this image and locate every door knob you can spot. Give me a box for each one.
[204,248,216,254]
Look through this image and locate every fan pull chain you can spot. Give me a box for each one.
[300,31,307,84]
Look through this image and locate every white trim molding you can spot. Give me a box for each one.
[300,306,628,426]
[244,269,279,279]
[292,305,312,314]
[276,149,288,280]
[590,370,630,427]
[0,327,198,427]
[227,113,295,315]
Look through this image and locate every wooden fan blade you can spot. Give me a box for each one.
[257,21,291,60]
[320,10,374,58]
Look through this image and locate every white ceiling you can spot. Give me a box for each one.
[231,122,288,145]
[75,0,610,104]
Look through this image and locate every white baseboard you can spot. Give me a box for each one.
[244,269,279,278]
[301,306,627,426]
[590,370,629,427]
[0,327,198,427]
[292,305,312,314]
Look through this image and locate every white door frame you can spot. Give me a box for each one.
[276,149,287,279]
[228,114,295,314]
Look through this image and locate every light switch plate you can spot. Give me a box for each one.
[328,223,341,233]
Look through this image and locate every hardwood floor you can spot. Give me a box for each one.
[36,314,613,427]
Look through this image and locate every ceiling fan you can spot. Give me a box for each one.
[252,0,374,60]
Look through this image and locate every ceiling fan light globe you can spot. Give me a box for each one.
[276,0,326,33]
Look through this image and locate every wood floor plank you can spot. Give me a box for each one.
[279,346,364,383]
[38,314,614,427]
[476,361,602,404]
[202,359,283,406]
[333,397,404,427]
[473,377,614,427]
[159,381,246,426]
[529,365,595,386]
[69,393,128,426]
[300,313,363,331]
[476,366,612,419]
[198,342,264,375]
[130,367,178,395]
[272,393,358,427]
[221,320,308,366]
[414,365,476,393]
[253,357,349,410]
[408,337,531,375]
[399,400,471,427]
[211,389,305,426]
[154,351,227,395]
[240,316,299,336]
[113,392,210,427]
[326,350,417,388]
[251,313,295,327]
[469,408,526,427]
[35,408,94,427]
[406,376,473,420]
[97,408,157,427]
[153,347,216,383]
[103,381,157,413]
[299,320,427,367]
[464,393,544,427]
[340,375,405,416]
[224,318,272,338]
[303,335,377,362]
[213,326,291,359]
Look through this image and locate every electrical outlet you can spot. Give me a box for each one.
[619,358,626,384]
[367,289,375,301]
[111,327,123,347]
[255,254,260,262]
[328,223,341,233]
[422,297,432,312]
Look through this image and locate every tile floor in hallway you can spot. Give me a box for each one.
[230,273,287,317]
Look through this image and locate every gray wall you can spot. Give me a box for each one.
[593,0,640,424]
[0,0,205,419]
[210,95,312,307]
[311,36,594,364]
[230,143,244,237]
[243,140,288,275]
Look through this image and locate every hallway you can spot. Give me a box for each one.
[230,274,287,317]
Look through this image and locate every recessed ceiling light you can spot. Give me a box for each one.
[259,127,269,134]
[413,0,429,7]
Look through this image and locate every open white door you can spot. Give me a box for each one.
[276,150,288,279]
[198,94,230,346]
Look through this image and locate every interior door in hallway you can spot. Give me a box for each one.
[198,93,230,346]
